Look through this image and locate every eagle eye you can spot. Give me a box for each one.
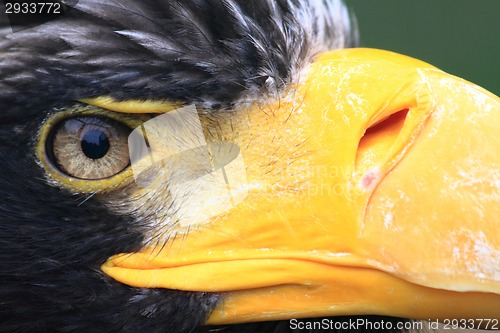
[47,116,131,180]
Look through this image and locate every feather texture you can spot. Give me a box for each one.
[0,0,356,113]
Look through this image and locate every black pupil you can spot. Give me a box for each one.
[81,129,110,159]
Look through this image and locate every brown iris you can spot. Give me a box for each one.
[49,117,131,180]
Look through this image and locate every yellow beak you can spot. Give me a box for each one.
[101,48,500,324]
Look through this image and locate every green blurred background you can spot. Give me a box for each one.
[346,0,499,95]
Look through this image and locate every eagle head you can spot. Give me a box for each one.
[1,1,498,332]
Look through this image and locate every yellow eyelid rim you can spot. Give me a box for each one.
[36,104,143,194]
[79,97,183,114]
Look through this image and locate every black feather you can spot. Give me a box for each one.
[0,0,355,112]
[0,117,219,332]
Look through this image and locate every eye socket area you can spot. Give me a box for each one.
[47,116,131,180]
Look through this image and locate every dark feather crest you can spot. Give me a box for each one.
[0,0,356,114]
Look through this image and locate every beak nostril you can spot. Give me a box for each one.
[354,109,409,188]
[364,109,409,140]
